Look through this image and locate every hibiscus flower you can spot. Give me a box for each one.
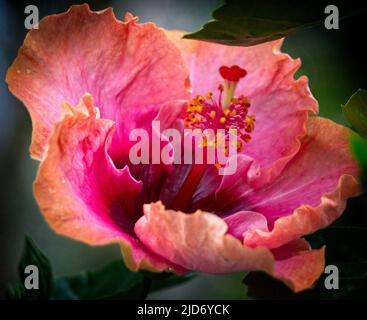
[6,4,360,292]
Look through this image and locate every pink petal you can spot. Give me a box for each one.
[34,94,182,273]
[271,238,311,260]
[6,5,189,160]
[135,201,325,292]
[273,240,325,293]
[224,211,268,241]
[166,31,318,187]
[241,117,361,248]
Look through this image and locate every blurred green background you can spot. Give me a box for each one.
[0,0,366,299]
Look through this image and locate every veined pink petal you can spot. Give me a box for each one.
[224,211,268,241]
[158,163,223,213]
[271,238,311,260]
[272,240,325,293]
[241,117,361,248]
[166,31,318,187]
[33,94,183,273]
[135,202,273,274]
[6,5,189,160]
[135,201,325,292]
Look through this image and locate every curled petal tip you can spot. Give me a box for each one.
[124,11,139,23]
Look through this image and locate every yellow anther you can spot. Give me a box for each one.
[243,98,251,106]
[245,116,255,125]
[214,163,222,169]
[223,109,230,116]
[206,92,213,99]
[209,110,216,119]
[197,95,205,103]
[243,135,251,143]
[246,123,254,133]
[219,117,226,124]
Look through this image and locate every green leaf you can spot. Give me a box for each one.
[5,283,27,300]
[350,133,367,188]
[8,238,195,300]
[19,236,54,299]
[53,263,196,300]
[52,260,151,300]
[342,89,367,138]
[184,0,356,46]
[7,235,54,300]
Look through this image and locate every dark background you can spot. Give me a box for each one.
[0,0,366,299]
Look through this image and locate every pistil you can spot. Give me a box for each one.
[183,65,254,155]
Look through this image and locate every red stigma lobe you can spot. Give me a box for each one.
[219,65,247,82]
